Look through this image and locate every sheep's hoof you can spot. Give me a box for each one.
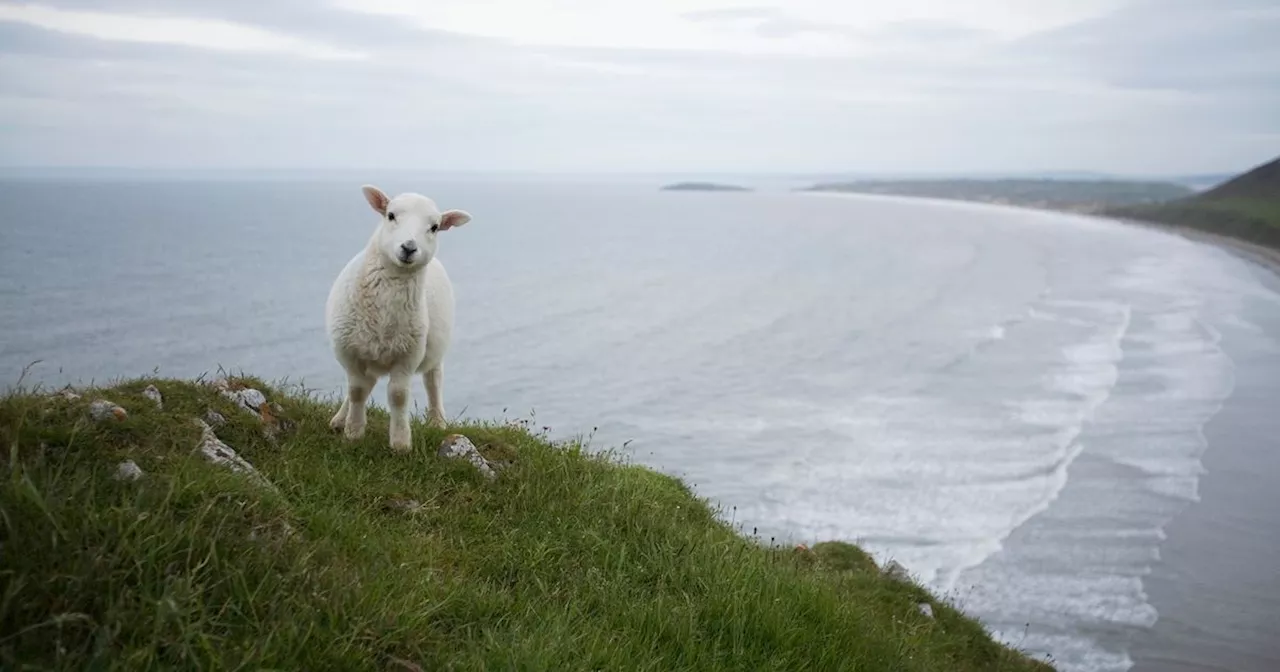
[344,424,366,441]
[427,411,447,429]
[389,434,412,453]
[329,414,346,432]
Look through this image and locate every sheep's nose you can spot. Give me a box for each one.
[400,241,418,254]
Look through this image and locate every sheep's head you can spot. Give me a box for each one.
[362,184,471,271]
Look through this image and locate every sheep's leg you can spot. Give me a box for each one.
[387,370,414,453]
[343,372,376,441]
[329,396,350,432]
[424,366,446,428]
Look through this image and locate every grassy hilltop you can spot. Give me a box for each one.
[1106,155,1280,249]
[1,375,1053,671]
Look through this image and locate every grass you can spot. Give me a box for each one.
[1,374,1054,671]
[1105,154,1280,250]
[1109,197,1280,250]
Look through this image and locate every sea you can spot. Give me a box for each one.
[2,175,1279,671]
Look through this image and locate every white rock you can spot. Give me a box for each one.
[917,603,934,619]
[883,560,912,583]
[204,410,227,428]
[212,378,268,414]
[114,460,144,482]
[89,400,127,421]
[193,419,274,490]
[142,385,163,409]
[222,388,267,414]
[210,380,289,440]
[437,434,496,480]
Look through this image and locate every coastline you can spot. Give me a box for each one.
[1128,259,1280,672]
[1112,218,1280,279]
[801,188,1280,670]
[801,188,1280,279]
[1030,210,1280,672]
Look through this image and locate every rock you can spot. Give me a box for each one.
[142,385,163,408]
[917,603,934,619]
[883,560,912,583]
[258,402,294,440]
[222,387,268,415]
[193,419,274,490]
[211,379,290,439]
[142,384,163,409]
[204,410,227,428]
[382,498,423,514]
[114,460,144,481]
[89,400,128,422]
[437,434,496,480]
[55,387,81,401]
[212,378,266,415]
[269,402,294,432]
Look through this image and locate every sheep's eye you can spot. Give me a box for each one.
[430,224,439,233]
[387,212,396,222]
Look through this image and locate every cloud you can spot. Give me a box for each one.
[0,0,1276,174]
[1012,0,1280,94]
[0,2,365,59]
[681,7,837,40]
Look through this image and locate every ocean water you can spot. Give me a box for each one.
[3,177,1280,671]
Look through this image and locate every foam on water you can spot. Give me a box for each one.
[674,239,1248,672]
[951,249,1242,672]
[934,300,1132,593]
[684,296,1136,593]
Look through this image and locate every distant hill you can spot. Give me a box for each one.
[1166,173,1236,192]
[1106,156,1280,250]
[660,182,752,192]
[1199,156,1280,201]
[803,178,1193,214]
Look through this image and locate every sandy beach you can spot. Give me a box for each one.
[1119,220,1280,672]
[1118,219,1280,278]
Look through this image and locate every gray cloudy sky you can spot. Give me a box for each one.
[0,0,1277,174]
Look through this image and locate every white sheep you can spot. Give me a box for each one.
[325,184,472,452]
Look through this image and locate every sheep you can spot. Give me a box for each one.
[325,184,472,452]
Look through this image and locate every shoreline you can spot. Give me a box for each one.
[1129,259,1280,672]
[802,188,1280,670]
[1112,218,1280,279]
[800,189,1280,279]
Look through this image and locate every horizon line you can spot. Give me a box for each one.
[0,165,1236,180]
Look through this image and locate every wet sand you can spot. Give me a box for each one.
[1119,219,1280,277]
[1126,224,1280,672]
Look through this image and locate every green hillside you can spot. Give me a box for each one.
[1107,156,1280,249]
[0,375,1053,671]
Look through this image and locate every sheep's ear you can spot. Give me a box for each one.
[439,209,471,231]
[361,185,390,215]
